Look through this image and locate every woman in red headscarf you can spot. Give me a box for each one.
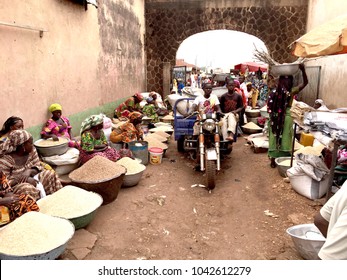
[114,93,143,118]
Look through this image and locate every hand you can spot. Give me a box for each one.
[52,135,59,141]
[1,194,20,207]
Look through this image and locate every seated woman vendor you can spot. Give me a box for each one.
[114,93,143,118]
[79,114,121,165]
[41,103,78,147]
[110,112,144,144]
[0,171,39,225]
[0,130,63,200]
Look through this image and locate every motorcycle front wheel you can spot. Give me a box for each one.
[206,159,216,190]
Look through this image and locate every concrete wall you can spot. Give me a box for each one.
[306,0,347,108]
[0,0,146,139]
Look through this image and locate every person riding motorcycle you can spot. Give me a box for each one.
[189,82,222,133]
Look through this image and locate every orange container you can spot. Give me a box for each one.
[300,132,314,147]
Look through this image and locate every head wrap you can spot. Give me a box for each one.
[246,82,252,86]
[49,103,62,113]
[134,93,143,102]
[0,130,32,155]
[128,112,143,123]
[233,80,240,87]
[80,114,105,135]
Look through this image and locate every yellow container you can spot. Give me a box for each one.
[300,132,314,147]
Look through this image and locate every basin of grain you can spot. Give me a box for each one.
[68,156,126,204]
[242,122,263,134]
[0,211,74,259]
[116,157,146,187]
[37,185,103,229]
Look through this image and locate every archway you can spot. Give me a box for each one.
[145,0,308,96]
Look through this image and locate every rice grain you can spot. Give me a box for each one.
[37,185,103,219]
[0,211,74,256]
[69,156,126,182]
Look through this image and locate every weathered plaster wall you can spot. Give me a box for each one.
[306,0,347,108]
[145,0,308,96]
[0,0,146,139]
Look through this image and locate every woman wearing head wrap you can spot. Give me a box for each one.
[142,97,159,123]
[41,103,78,148]
[0,130,63,200]
[267,63,308,168]
[79,114,121,165]
[110,112,144,144]
[0,116,24,156]
[114,93,143,118]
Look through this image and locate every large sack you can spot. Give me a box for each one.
[166,94,194,115]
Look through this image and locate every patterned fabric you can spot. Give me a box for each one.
[267,85,299,148]
[40,116,77,147]
[80,114,105,135]
[142,104,159,122]
[9,194,39,222]
[79,147,121,165]
[0,149,62,198]
[80,130,108,152]
[0,130,31,156]
[49,103,62,113]
[115,97,142,118]
[110,122,142,143]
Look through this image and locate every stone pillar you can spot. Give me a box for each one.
[162,62,171,99]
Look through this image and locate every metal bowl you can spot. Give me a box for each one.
[0,215,75,260]
[122,169,145,188]
[34,138,69,157]
[69,172,126,205]
[242,127,263,135]
[275,157,295,177]
[270,63,299,76]
[245,109,260,118]
[286,223,326,260]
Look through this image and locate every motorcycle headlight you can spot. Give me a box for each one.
[202,119,216,131]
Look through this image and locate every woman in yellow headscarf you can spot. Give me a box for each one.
[41,103,78,147]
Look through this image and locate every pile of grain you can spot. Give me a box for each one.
[116,157,146,175]
[0,211,74,256]
[161,115,174,120]
[242,122,262,130]
[34,137,68,147]
[145,137,168,150]
[294,144,325,156]
[278,159,296,167]
[149,126,173,133]
[144,133,167,143]
[153,131,170,138]
[69,156,126,182]
[37,185,103,219]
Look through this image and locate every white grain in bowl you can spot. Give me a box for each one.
[0,211,74,256]
[37,185,103,219]
[116,157,146,175]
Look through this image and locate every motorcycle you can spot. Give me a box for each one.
[174,98,233,191]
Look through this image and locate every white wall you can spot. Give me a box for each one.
[307,0,347,108]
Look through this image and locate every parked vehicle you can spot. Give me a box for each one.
[173,98,233,190]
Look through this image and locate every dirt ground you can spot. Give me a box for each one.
[60,135,324,260]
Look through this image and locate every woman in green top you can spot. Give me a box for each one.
[267,63,308,168]
[79,114,120,165]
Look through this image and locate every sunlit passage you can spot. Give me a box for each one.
[176,30,268,72]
